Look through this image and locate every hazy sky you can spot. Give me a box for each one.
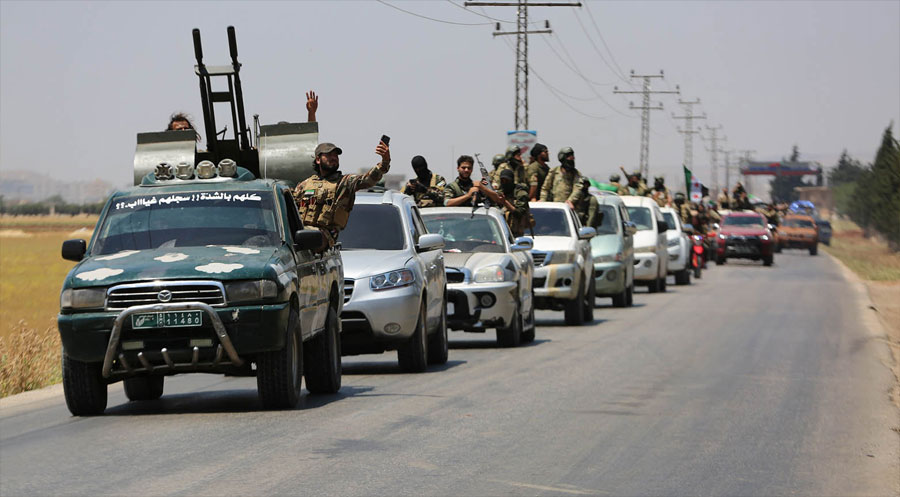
[1,0,898,192]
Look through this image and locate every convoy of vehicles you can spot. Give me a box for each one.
[660,206,693,285]
[338,191,449,371]
[716,212,775,266]
[421,206,535,347]
[621,196,669,293]
[779,214,819,255]
[590,194,636,307]
[529,202,597,325]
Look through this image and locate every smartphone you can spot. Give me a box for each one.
[380,134,390,146]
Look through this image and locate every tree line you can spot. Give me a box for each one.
[0,195,106,216]
[829,123,900,250]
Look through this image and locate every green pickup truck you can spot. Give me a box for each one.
[58,166,343,415]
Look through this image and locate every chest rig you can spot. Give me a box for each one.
[298,174,354,231]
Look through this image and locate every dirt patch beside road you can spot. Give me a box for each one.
[866,282,900,409]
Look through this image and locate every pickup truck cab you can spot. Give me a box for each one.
[660,206,693,285]
[529,202,596,325]
[591,194,636,307]
[58,166,344,415]
[621,196,669,293]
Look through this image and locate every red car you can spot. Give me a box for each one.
[715,212,774,266]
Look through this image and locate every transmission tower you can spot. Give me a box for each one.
[736,149,756,193]
[466,1,581,130]
[613,70,680,178]
[703,125,724,193]
[672,98,706,170]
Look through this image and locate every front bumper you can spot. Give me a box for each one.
[446,280,517,331]
[667,244,688,272]
[780,235,816,249]
[533,262,582,304]
[632,252,659,281]
[340,278,421,354]
[58,301,290,374]
[719,236,773,259]
[594,261,626,296]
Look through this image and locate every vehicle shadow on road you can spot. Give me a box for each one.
[449,338,550,349]
[593,302,646,309]
[341,359,466,376]
[103,385,374,415]
[533,318,607,327]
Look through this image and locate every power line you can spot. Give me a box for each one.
[571,9,632,86]
[581,2,629,82]
[376,0,494,26]
[445,0,540,24]
[672,98,706,170]
[613,71,681,177]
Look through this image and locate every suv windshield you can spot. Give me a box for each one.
[662,212,678,231]
[723,215,764,227]
[341,204,406,250]
[784,218,815,228]
[422,213,505,253]
[595,205,618,235]
[531,208,571,237]
[92,190,279,255]
[625,206,653,231]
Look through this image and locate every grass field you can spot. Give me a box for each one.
[0,215,97,396]
[823,219,900,281]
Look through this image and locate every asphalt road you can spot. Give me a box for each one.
[2,251,898,496]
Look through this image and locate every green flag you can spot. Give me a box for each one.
[683,165,692,195]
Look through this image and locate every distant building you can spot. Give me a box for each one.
[0,170,115,204]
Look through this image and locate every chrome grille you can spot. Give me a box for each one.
[107,281,225,310]
[344,279,355,303]
[532,251,549,267]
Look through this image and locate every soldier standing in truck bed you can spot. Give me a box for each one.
[294,140,391,250]
[402,155,445,208]
[525,143,550,200]
[494,145,528,189]
[498,169,534,237]
[574,178,601,229]
[540,147,585,208]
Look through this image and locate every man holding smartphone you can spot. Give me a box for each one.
[294,138,391,250]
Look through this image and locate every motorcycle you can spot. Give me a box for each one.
[691,234,705,278]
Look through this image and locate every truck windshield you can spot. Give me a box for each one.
[626,207,653,231]
[723,215,764,227]
[662,212,678,231]
[595,205,618,234]
[530,208,571,237]
[341,204,406,250]
[92,190,279,255]
[421,213,505,253]
[784,218,815,228]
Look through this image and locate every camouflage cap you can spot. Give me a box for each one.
[314,143,342,156]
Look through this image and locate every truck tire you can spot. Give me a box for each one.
[304,306,342,394]
[612,286,628,307]
[583,276,595,322]
[625,284,634,306]
[717,255,727,265]
[521,304,536,343]
[763,255,773,266]
[123,375,164,401]
[675,268,690,285]
[659,275,667,292]
[257,306,303,409]
[564,280,585,326]
[809,244,818,256]
[427,302,449,365]
[497,302,522,347]
[62,353,107,416]
[398,302,428,373]
[647,277,660,293]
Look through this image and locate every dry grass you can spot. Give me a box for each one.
[0,321,61,397]
[823,220,900,281]
[0,222,93,397]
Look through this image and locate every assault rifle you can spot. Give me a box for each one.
[472,153,495,218]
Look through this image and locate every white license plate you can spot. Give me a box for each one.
[447,302,455,316]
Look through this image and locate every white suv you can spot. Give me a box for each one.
[621,196,668,293]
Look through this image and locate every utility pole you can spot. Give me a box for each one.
[465,1,581,130]
[703,125,724,193]
[672,98,706,170]
[613,70,680,178]
[736,149,756,193]
[723,149,736,194]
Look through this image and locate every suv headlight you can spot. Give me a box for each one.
[667,237,679,247]
[226,280,278,303]
[474,265,507,283]
[370,269,415,291]
[60,288,106,310]
[549,251,575,264]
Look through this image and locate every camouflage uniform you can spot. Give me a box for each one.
[575,194,601,229]
[503,184,533,237]
[402,173,446,208]
[651,187,672,207]
[494,159,527,189]
[539,166,585,204]
[525,160,550,197]
[443,176,475,206]
[294,161,389,246]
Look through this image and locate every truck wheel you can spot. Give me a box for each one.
[809,244,818,256]
[675,268,689,285]
[304,307,342,394]
[775,243,782,253]
[583,277,595,322]
[521,304,536,343]
[659,275,667,292]
[564,280,585,326]
[123,375,164,401]
[612,286,627,307]
[398,302,428,373]
[497,302,523,347]
[717,255,727,265]
[763,255,773,266]
[427,302,449,365]
[257,306,303,409]
[62,353,107,416]
[647,277,660,293]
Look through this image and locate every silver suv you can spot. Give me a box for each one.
[339,191,448,372]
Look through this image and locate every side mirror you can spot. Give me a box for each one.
[577,227,596,240]
[294,229,324,251]
[767,224,776,231]
[683,223,695,234]
[416,233,445,252]
[62,239,87,261]
[657,220,669,233]
[623,221,637,236]
[511,236,533,252]
[712,223,720,231]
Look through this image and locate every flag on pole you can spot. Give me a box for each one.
[683,165,692,196]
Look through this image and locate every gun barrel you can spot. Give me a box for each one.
[227,26,238,61]
[192,28,203,63]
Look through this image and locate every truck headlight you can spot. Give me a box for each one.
[60,288,106,310]
[760,235,770,241]
[225,280,278,303]
[474,265,507,283]
[667,238,679,247]
[370,269,415,291]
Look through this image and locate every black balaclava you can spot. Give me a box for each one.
[411,155,430,182]
[499,169,515,196]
